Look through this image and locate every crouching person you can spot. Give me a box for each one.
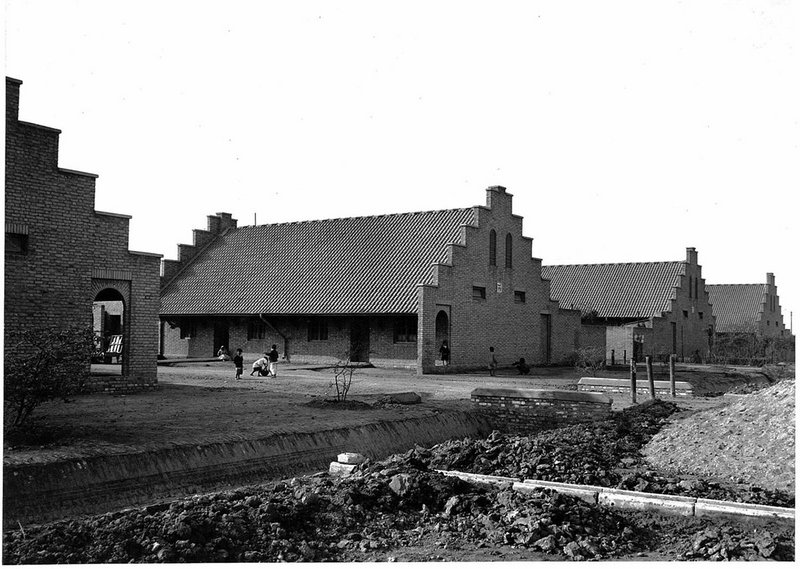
[250,353,269,376]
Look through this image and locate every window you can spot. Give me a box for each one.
[308,317,328,341]
[393,315,418,343]
[698,312,704,320]
[247,321,267,340]
[514,290,526,303]
[489,229,497,266]
[682,310,689,319]
[695,278,699,299]
[473,286,486,300]
[505,233,513,268]
[688,277,693,298]
[5,232,28,254]
[179,321,197,339]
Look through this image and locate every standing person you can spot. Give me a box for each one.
[250,353,269,376]
[232,348,244,379]
[488,346,498,377]
[268,344,280,378]
[439,340,450,368]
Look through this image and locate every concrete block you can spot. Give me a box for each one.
[515,480,599,504]
[337,452,366,465]
[328,462,358,477]
[694,498,795,521]
[598,488,696,516]
[435,470,517,486]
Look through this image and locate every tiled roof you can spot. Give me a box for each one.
[161,208,477,315]
[541,262,686,319]
[706,284,766,333]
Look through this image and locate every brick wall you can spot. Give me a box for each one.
[5,77,161,393]
[471,387,612,434]
[417,187,581,372]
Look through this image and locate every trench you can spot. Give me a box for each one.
[3,409,492,530]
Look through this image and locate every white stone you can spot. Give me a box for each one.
[329,461,358,477]
[337,452,367,465]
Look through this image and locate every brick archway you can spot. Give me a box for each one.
[91,279,131,376]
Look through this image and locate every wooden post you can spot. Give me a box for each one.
[646,356,655,399]
[669,354,676,398]
[611,349,615,366]
[629,358,637,403]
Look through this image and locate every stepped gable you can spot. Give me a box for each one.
[160,207,477,316]
[706,283,768,333]
[541,261,685,319]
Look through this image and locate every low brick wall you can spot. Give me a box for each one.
[577,377,694,397]
[471,388,612,433]
[83,375,159,394]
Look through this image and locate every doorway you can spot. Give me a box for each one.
[213,321,230,357]
[349,318,370,362]
[540,313,552,364]
[92,288,125,376]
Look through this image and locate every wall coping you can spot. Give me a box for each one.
[94,210,132,219]
[471,387,612,404]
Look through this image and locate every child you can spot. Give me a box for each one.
[439,340,450,367]
[488,346,497,377]
[250,353,269,376]
[267,344,280,378]
[233,348,244,379]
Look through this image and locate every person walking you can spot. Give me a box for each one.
[267,344,280,378]
[232,348,244,379]
[488,346,498,377]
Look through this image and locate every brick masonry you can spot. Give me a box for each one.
[471,387,612,433]
[4,77,162,393]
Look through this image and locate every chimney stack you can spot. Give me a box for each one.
[685,247,698,265]
[767,272,775,286]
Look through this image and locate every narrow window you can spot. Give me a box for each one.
[688,277,693,298]
[698,312,704,320]
[393,315,418,343]
[472,286,486,300]
[682,310,689,319]
[514,290,526,303]
[5,232,28,254]
[489,230,497,266]
[308,317,328,341]
[505,233,513,268]
[247,321,267,340]
[695,278,699,299]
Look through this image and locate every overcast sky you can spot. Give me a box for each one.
[4,1,798,326]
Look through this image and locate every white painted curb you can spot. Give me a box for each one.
[435,470,794,522]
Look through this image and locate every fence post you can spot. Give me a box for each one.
[646,356,655,399]
[629,358,637,403]
[611,349,615,366]
[669,354,676,398]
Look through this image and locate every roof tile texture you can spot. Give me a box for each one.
[706,284,767,333]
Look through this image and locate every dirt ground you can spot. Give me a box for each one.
[3,362,766,466]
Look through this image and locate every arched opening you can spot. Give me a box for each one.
[92,288,125,376]
[435,310,450,364]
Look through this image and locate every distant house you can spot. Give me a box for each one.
[159,186,582,372]
[542,248,715,363]
[707,273,788,337]
[4,77,162,392]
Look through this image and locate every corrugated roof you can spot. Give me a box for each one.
[541,262,686,319]
[161,208,476,315]
[706,284,766,333]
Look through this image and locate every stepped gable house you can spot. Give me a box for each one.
[542,247,715,363]
[707,273,788,337]
[4,77,162,392]
[159,186,582,372]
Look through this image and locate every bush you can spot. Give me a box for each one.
[572,347,606,375]
[4,326,95,430]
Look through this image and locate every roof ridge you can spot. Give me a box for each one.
[543,260,684,267]
[234,206,476,230]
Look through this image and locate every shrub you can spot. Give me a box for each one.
[4,326,95,430]
[573,346,606,375]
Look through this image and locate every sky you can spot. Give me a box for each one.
[4,0,798,327]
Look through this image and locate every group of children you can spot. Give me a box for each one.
[221,345,280,380]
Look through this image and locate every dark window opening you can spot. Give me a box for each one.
[247,321,267,340]
[698,312,704,320]
[5,232,28,254]
[514,290,526,303]
[393,315,418,343]
[180,321,197,339]
[489,229,497,266]
[308,317,329,341]
[505,233,513,268]
[473,286,486,300]
[682,310,689,319]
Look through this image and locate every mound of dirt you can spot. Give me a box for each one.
[643,379,795,492]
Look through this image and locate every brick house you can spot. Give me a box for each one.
[4,77,162,392]
[542,248,716,363]
[159,186,582,372]
[707,273,789,337]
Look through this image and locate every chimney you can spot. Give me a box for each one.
[485,185,512,211]
[6,77,22,123]
[767,272,775,286]
[685,247,698,265]
[207,212,238,235]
